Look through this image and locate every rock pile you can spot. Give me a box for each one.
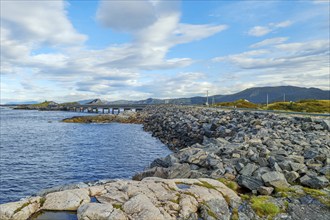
[139,105,330,193]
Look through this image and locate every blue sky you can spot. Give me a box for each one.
[1,0,329,103]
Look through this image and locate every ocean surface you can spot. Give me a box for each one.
[0,108,171,204]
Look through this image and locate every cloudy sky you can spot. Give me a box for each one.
[1,0,329,103]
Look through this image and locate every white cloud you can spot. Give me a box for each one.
[212,39,330,90]
[248,20,293,36]
[248,26,272,37]
[0,1,87,46]
[250,37,288,48]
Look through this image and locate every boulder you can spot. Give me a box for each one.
[237,175,264,191]
[77,203,127,220]
[299,175,329,189]
[239,163,258,176]
[42,189,90,211]
[261,171,290,188]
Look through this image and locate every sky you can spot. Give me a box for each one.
[1,0,329,103]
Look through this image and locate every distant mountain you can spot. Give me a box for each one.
[211,86,330,104]
[78,99,102,105]
[85,99,104,105]
[106,86,330,105]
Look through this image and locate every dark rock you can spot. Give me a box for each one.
[237,175,264,191]
[304,150,318,159]
[261,171,290,188]
[239,163,258,176]
[299,175,329,189]
[285,171,300,183]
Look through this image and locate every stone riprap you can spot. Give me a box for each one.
[0,178,244,220]
[137,105,330,192]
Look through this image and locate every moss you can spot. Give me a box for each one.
[195,181,217,190]
[14,202,30,214]
[283,201,289,211]
[303,187,330,207]
[113,204,123,210]
[231,207,239,220]
[39,197,46,207]
[303,187,327,197]
[223,194,231,205]
[250,196,280,218]
[240,194,251,201]
[183,191,198,200]
[217,178,239,192]
[207,209,218,219]
[170,194,181,204]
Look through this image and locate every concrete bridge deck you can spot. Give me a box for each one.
[64,104,149,114]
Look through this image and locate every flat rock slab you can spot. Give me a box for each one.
[42,189,90,211]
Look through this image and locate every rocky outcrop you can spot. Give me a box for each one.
[0,178,244,220]
[62,111,145,124]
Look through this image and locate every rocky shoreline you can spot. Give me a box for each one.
[1,105,329,219]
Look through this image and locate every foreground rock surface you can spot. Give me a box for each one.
[0,178,242,220]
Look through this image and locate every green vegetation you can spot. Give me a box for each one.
[303,187,330,207]
[250,196,280,218]
[217,178,239,192]
[212,99,330,113]
[195,181,217,190]
[39,197,46,207]
[14,202,30,214]
[212,99,260,109]
[266,100,330,113]
[31,101,54,108]
[231,207,239,220]
[112,203,123,210]
[59,102,79,106]
[240,194,251,201]
[274,187,297,198]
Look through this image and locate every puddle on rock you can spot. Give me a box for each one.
[176,184,191,190]
[28,211,77,220]
[90,196,100,203]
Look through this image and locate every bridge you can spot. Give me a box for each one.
[63,104,149,114]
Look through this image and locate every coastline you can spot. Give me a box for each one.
[1,105,330,220]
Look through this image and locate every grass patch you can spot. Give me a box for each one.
[303,188,327,197]
[217,178,239,192]
[303,187,330,207]
[213,99,260,109]
[274,187,297,198]
[265,100,330,113]
[231,207,239,220]
[240,194,251,201]
[14,202,30,214]
[250,196,280,218]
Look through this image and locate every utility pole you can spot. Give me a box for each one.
[212,97,215,105]
[267,94,269,107]
[206,90,209,106]
[283,93,286,102]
